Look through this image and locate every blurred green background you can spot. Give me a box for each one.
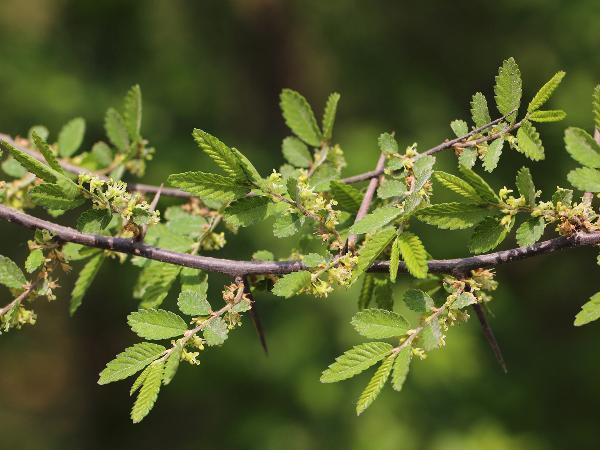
[0,1,599,449]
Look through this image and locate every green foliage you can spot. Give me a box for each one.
[470,92,491,129]
[127,309,188,340]
[593,85,600,131]
[516,120,544,161]
[515,167,536,207]
[282,137,312,168]
[358,274,375,310]
[351,309,409,339]
[352,228,396,281]
[389,236,401,282]
[98,342,166,385]
[469,216,510,254]
[25,249,44,273]
[450,119,468,137]
[272,271,311,298]
[564,128,600,168]
[516,217,546,247]
[377,179,406,200]
[70,253,104,315]
[57,117,85,157]
[32,132,63,173]
[330,181,362,212]
[177,270,210,316]
[434,171,482,203]
[131,361,163,423]
[349,206,401,235]
[163,342,183,385]
[279,89,322,147]
[124,84,142,140]
[29,183,84,211]
[458,166,499,203]
[378,132,398,154]
[192,129,251,181]
[527,71,565,113]
[494,57,522,123]
[416,203,493,230]
[105,108,129,151]
[167,171,250,202]
[0,255,27,290]
[403,289,434,312]
[77,209,112,233]
[320,342,393,383]
[483,138,504,172]
[203,316,229,346]
[322,92,340,141]
[396,232,428,279]
[0,139,60,183]
[458,147,478,169]
[574,292,600,326]
[567,167,600,192]
[528,110,566,122]
[356,352,395,416]
[223,196,276,227]
[391,347,411,391]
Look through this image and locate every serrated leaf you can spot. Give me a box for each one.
[471,92,491,129]
[593,85,600,131]
[167,171,250,203]
[302,253,326,268]
[330,181,363,212]
[404,289,434,313]
[458,147,478,169]
[567,167,600,192]
[130,363,153,396]
[25,249,44,273]
[273,211,303,238]
[77,209,112,233]
[378,132,398,154]
[272,271,311,298]
[231,147,262,184]
[419,319,443,351]
[320,342,393,383]
[516,217,546,247]
[192,129,248,180]
[469,216,510,254]
[527,71,565,113]
[564,127,600,168]
[434,171,482,203]
[131,361,163,423]
[377,179,407,200]
[58,117,85,157]
[396,232,428,279]
[163,342,183,385]
[28,125,49,142]
[29,183,85,211]
[322,92,340,141]
[134,261,182,309]
[98,342,165,385]
[528,110,566,122]
[450,119,468,137]
[552,187,573,206]
[416,203,493,230]
[282,136,311,168]
[356,353,395,416]
[494,57,522,123]
[0,255,27,289]
[574,292,600,326]
[458,165,499,203]
[349,206,401,235]
[203,316,229,346]
[451,292,477,309]
[351,309,409,339]
[69,253,104,315]
[279,89,321,146]
[104,108,129,151]
[413,155,436,192]
[177,288,211,317]
[123,85,142,140]
[358,274,375,310]
[389,236,400,282]
[391,346,411,391]
[252,250,274,261]
[1,156,27,178]
[352,228,396,281]
[0,139,60,182]
[127,309,188,340]
[31,132,63,174]
[373,279,393,311]
[515,167,536,207]
[223,196,275,227]
[483,138,504,172]
[516,120,544,161]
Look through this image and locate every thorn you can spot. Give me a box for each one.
[243,276,268,355]
[472,303,507,373]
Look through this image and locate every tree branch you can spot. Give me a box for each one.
[1,204,599,278]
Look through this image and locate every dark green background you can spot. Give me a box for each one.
[0,1,599,449]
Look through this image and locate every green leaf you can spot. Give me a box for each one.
[378,132,398,154]
[469,216,510,254]
[377,179,407,199]
[373,279,393,311]
[123,85,142,140]
[494,57,522,123]
[413,155,436,192]
[203,316,229,346]
[130,363,152,396]
[451,292,477,309]
[528,110,566,123]
[552,187,573,206]
[434,171,482,203]
[389,236,400,282]
[0,139,60,182]
[516,217,546,247]
[330,181,363,212]
[458,147,478,169]
[167,171,250,203]
[564,127,600,168]
[77,209,112,233]
[98,342,166,385]
[403,289,434,313]
[57,117,85,157]
[593,85,600,131]
[25,249,44,273]
[358,274,375,310]
[127,309,188,340]
[458,165,499,203]
[351,309,409,339]
[252,250,274,261]
[450,120,468,137]
[419,319,443,351]
[32,132,63,174]
[352,228,396,281]
[356,353,395,416]
[516,120,544,161]
[0,255,27,290]
[69,253,104,315]
[515,167,536,207]
[470,92,491,129]
[282,137,312,168]
[223,196,276,228]
[279,89,322,146]
[163,342,183,385]
[131,361,163,423]
[320,342,393,383]
[272,271,311,298]
[349,206,401,235]
[567,167,600,192]
[273,212,303,238]
[29,183,85,211]
[192,129,248,180]
[302,253,326,268]
[321,92,340,141]
[416,203,493,230]
[483,138,504,173]
[391,346,411,391]
[1,156,27,178]
[105,108,129,151]
[574,292,600,326]
[28,125,49,142]
[177,270,210,316]
[527,71,565,113]
[396,232,428,279]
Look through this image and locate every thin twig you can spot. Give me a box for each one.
[243,275,268,355]
[472,303,507,373]
[0,282,37,317]
[136,184,163,242]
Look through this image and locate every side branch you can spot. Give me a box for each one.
[1,205,599,278]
